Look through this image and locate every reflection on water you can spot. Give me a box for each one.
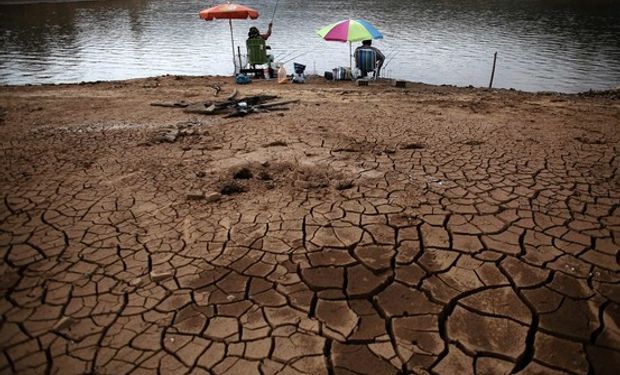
[1,0,619,92]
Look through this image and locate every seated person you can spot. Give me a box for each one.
[354,40,385,78]
[247,23,274,77]
[248,23,272,42]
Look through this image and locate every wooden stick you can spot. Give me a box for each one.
[489,52,497,89]
[227,88,238,101]
[237,46,243,71]
[254,99,299,109]
[150,100,190,108]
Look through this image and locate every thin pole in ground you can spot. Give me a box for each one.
[489,51,498,88]
[229,19,237,74]
[349,41,353,71]
[237,46,243,70]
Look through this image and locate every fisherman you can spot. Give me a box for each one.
[248,23,275,77]
[354,39,385,78]
[248,23,273,41]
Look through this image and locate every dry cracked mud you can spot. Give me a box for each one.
[0,76,619,374]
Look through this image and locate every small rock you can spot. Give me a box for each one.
[53,316,75,332]
[196,171,206,178]
[162,133,177,143]
[186,190,204,200]
[204,191,222,203]
[152,131,178,143]
[335,180,354,191]
[150,271,173,282]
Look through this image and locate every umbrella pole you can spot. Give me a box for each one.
[349,41,352,72]
[229,19,236,75]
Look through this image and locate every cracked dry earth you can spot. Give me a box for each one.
[0,76,619,375]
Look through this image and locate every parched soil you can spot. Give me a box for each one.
[0,75,619,374]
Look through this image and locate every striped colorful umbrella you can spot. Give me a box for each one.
[317,19,383,71]
[199,3,260,73]
[317,19,383,42]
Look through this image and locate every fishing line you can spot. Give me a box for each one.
[282,51,309,65]
[383,50,400,69]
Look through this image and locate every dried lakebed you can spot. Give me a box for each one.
[0,76,619,374]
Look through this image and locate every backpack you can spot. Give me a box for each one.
[291,63,306,84]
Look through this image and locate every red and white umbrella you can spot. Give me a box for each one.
[199,2,259,73]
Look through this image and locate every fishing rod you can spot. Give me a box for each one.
[271,0,280,24]
[377,50,395,72]
[382,50,400,70]
[276,49,301,62]
[381,50,397,64]
[281,51,310,65]
[383,49,398,62]
[378,50,398,78]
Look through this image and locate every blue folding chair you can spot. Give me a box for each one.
[355,48,378,79]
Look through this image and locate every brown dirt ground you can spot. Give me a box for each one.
[0,75,619,374]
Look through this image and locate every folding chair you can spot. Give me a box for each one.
[355,48,378,79]
[240,38,269,78]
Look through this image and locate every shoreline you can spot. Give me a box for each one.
[2,73,619,98]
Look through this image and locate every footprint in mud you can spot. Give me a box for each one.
[263,140,288,147]
[464,140,484,146]
[401,143,426,150]
[220,181,246,195]
[233,167,253,180]
[258,171,273,181]
[574,137,606,145]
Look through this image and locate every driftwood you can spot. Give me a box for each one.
[234,95,279,106]
[223,99,298,118]
[183,102,216,114]
[209,84,221,96]
[154,92,296,118]
[254,99,299,109]
[227,88,238,101]
[150,100,190,108]
[183,95,280,115]
[152,87,235,112]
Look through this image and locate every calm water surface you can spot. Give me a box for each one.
[1,0,619,92]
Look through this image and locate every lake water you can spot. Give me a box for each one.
[1,0,619,92]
